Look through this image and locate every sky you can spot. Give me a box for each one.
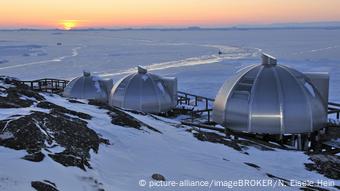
[1,0,340,29]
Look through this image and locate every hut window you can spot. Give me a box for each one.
[157,82,166,95]
[304,82,315,97]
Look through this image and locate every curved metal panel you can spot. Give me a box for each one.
[212,64,258,126]
[250,66,281,134]
[63,73,108,102]
[213,54,328,134]
[109,68,176,113]
[110,74,135,107]
[276,66,312,133]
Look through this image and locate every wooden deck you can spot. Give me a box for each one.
[328,102,340,120]
[20,78,69,93]
[177,91,214,123]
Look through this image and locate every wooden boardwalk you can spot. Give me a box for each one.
[177,91,214,123]
[20,78,69,93]
[328,102,340,120]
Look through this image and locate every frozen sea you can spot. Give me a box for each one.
[0,29,339,101]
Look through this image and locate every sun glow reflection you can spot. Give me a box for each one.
[60,20,78,30]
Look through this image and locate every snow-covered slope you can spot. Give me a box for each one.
[0,77,339,191]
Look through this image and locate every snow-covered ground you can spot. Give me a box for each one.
[0,89,338,191]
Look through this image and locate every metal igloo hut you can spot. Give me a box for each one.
[63,71,112,102]
[109,66,177,113]
[213,53,329,134]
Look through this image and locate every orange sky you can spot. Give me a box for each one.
[1,0,340,29]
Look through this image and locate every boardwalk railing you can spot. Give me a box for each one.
[20,78,69,93]
[177,91,215,123]
[328,102,340,119]
[18,78,340,123]
[177,92,340,124]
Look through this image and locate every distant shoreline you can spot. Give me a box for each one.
[1,26,340,32]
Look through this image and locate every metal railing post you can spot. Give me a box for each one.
[205,98,208,110]
[207,110,210,122]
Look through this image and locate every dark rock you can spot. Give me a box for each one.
[81,176,105,190]
[192,131,244,152]
[88,100,161,133]
[0,76,45,108]
[0,111,109,170]
[244,162,260,170]
[88,100,141,128]
[151,173,166,181]
[31,180,58,191]
[266,173,290,186]
[37,101,91,120]
[0,118,46,153]
[43,180,57,187]
[108,111,141,129]
[22,152,45,162]
[0,87,36,108]
[191,128,278,153]
[305,154,340,180]
[68,99,85,104]
[49,151,90,170]
[236,138,276,151]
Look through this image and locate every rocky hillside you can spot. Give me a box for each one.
[0,76,339,191]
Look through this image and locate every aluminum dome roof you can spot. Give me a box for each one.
[109,66,177,113]
[213,54,328,134]
[63,72,108,102]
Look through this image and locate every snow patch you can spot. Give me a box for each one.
[0,132,14,140]
[141,74,148,81]
[0,107,49,120]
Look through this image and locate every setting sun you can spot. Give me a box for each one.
[60,20,77,30]
[1,0,340,28]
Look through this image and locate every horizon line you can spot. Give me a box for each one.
[1,26,340,31]
[1,20,340,30]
